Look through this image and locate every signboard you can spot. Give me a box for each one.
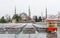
[48,15,57,18]
[46,15,58,20]
[23,28,35,34]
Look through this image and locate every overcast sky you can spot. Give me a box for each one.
[0,0,60,17]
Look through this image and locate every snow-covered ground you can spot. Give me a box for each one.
[0,23,47,38]
[0,23,59,38]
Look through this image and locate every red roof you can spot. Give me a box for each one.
[45,18,58,21]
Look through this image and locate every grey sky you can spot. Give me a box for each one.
[0,0,60,17]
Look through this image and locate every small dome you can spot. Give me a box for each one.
[20,12,28,20]
[20,12,27,16]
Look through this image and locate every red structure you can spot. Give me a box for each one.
[45,18,58,32]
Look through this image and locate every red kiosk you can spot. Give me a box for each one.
[45,17,58,33]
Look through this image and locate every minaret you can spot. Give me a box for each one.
[28,5,31,17]
[41,12,43,18]
[14,6,16,14]
[45,8,47,19]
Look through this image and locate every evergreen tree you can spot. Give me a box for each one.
[7,16,11,22]
[12,14,21,22]
[39,16,42,22]
[0,16,7,23]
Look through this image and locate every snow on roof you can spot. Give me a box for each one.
[0,23,26,28]
[0,23,47,28]
[24,23,34,28]
[33,23,47,28]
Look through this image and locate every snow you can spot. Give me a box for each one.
[0,23,59,38]
[0,23,47,38]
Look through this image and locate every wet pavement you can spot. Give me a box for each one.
[46,27,60,38]
[57,27,60,38]
[0,29,58,38]
[47,33,57,38]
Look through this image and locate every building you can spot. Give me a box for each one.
[12,6,34,23]
[33,16,37,22]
